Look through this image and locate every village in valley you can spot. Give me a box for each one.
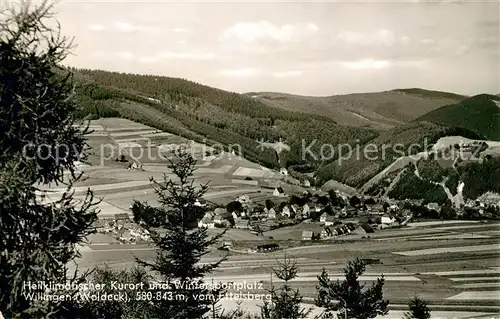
[93,167,500,251]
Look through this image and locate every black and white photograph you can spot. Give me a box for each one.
[0,0,499,318]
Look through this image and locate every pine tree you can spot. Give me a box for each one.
[0,1,98,317]
[131,150,227,318]
[403,297,431,319]
[260,254,312,319]
[315,258,389,319]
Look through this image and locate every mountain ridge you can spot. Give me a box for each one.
[244,88,467,131]
[69,67,495,193]
[415,94,500,141]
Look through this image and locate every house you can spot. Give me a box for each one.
[128,162,139,170]
[234,219,249,229]
[324,216,336,226]
[381,214,395,225]
[231,211,239,221]
[427,202,441,212]
[273,187,285,197]
[282,205,291,217]
[321,226,337,238]
[194,199,206,207]
[346,223,356,231]
[302,204,310,217]
[276,212,288,221]
[280,167,288,175]
[114,213,129,221]
[255,243,280,252]
[319,212,328,223]
[213,214,225,225]
[370,204,384,214]
[355,224,374,235]
[313,205,324,213]
[302,230,313,241]
[346,207,358,216]
[334,227,345,236]
[237,195,250,204]
[222,241,233,249]
[202,211,214,220]
[118,230,133,242]
[389,204,399,212]
[291,204,300,214]
[267,208,277,220]
[114,213,130,226]
[303,179,311,187]
[198,218,215,229]
[354,226,367,236]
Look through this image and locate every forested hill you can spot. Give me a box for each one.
[245,88,466,130]
[70,68,378,170]
[74,69,334,122]
[70,67,495,190]
[415,94,500,141]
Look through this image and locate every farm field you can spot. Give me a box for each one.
[41,118,300,218]
[74,219,500,316]
[61,118,500,318]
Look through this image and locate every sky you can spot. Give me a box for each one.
[48,0,500,96]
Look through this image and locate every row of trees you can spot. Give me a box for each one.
[0,2,430,318]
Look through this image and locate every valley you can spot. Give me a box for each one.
[45,114,500,319]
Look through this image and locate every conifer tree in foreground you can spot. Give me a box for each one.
[315,258,389,319]
[131,150,227,319]
[0,1,98,317]
[403,296,431,319]
[260,254,312,319]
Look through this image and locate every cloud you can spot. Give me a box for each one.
[272,70,303,78]
[340,59,391,70]
[115,22,136,32]
[158,51,216,60]
[217,68,262,77]
[138,56,159,64]
[421,38,435,45]
[222,21,318,43]
[337,58,428,70]
[91,50,217,63]
[87,24,106,32]
[117,52,134,60]
[113,22,160,34]
[336,29,408,46]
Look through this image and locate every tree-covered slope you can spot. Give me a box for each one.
[70,68,378,169]
[388,156,500,203]
[415,94,500,141]
[314,122,483,188]
[245,89,466,130]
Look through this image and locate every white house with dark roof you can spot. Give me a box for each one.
[267,208,277,220]
[324,216,336,226]
[302,204,310,217]
[319,212,328,223]
[273,187,285,197]
[198,218,215,229]
[282,205,291,217]
[381,214,395,225]
[302,230,313,240]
